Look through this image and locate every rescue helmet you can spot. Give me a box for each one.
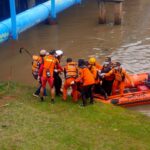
[49,49,56,55]
[88,57,96,65]
[46,52,49,56]
[105,57,111,62]
[32,55,39,61]
[66,58,72,63]
[85,61,89,66]
[78,59,85,67]
[40,49,47,56]
[55,50,63,57]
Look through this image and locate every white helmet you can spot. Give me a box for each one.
[40,49,47,56]
[55,50,63,57]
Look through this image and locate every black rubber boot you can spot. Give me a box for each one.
[80,103,86,107]
[40,97,44,102]
[104,93,108,100]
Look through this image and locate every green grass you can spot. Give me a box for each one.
[0,81,150,150]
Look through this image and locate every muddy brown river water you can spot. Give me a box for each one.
[0,0,150,116]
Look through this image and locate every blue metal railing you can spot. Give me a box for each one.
[0,0,81,44]
[9,0,18,40]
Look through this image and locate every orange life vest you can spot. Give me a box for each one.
[95,62,102,70]
[113,69,125,82]
[89,65,99,84]
[65,62,78,79]
[32,55,42,76]
[105,68,133,84]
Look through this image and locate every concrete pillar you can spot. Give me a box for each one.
[114,2,122,25]
[98,1,106,24]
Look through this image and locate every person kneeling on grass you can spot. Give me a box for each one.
[100,57,114,96]
[75,59,95,107]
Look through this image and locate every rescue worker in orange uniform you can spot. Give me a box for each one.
[75,59,95,106]
[32,50,46,80]
[88,57,108,99]
[95,61,103,70]
[101,57,115,96]
[38,52,63,102]
[63,58,78,102]
[32,49,47,97]
[103,62,134,96]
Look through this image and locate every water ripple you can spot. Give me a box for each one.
[111,43,150,74]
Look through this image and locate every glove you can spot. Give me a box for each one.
[97,70,101,76]
[54,69,58,73]
[100,73,105,76]
[70,81,75,85]
[100,80,102,85]
[100,73,105,78]
[37,76,41,83]
[98,70,101,74]
[131,82,134,87]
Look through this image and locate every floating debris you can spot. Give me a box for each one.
[93,48,101,51]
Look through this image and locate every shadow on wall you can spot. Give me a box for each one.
[0,0,48,21]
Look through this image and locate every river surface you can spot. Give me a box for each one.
[0,0,150,116]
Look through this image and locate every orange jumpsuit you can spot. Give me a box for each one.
[95,62,103,70]
[39,55,62,88]
[75,67,95,86]
[75,67,95,105]
[89,65,108,97]
[63,62,78,102]
[105,68,133,95]
[89,65,100,84]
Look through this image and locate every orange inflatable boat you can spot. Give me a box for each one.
[94,73,150,107]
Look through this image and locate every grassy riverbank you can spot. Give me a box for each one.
[0,81,150,150]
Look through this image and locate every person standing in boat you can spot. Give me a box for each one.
[102,62,134,96]
[100,57,115,96]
